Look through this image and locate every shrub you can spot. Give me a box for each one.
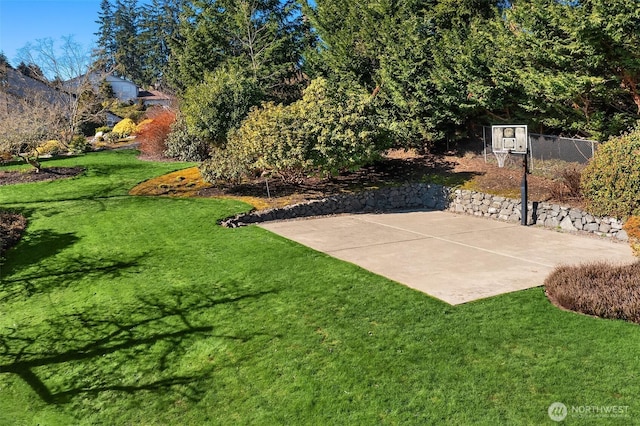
[297,77,391,174]
[35,140,63,156]
[0,151,13,162]
[202,101,312,184]
[545,261,640,324]
[199,77,391,183]
[181,64,262,146]
[623,216,640,257]
[164,115,210,162]
[549,166,583,202]
[581,126,640,217]
[78,120,103,138]
[200,146,252,184]
[112,118,137,138]
[106,132,121,143]
[136,109,176,157]
[68,134,90,154]
[96,126,112,134]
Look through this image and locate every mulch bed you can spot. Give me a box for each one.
[0,212,27,256]
[197,156,444,199]
[194,153,581,208]
[0,166,85,186]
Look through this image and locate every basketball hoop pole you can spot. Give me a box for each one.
[521,150,529,226]
[491,125,529,224]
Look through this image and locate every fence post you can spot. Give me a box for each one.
[483,126,487,162]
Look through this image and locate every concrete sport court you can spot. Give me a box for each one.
[260,210,636,305]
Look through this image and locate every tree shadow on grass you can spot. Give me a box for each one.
[0,221,151,304]
[0,285,277,404]
[0,252,146,304]
[0,228,86,302]
[0,229,79,271]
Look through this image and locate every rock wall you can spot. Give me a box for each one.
[220,184,628,241]
[449,189,627,240]
[220,183,450,227]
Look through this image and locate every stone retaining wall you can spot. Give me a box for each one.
[220,184,628,241]
[220,183,450,227]
[449,189,627,240]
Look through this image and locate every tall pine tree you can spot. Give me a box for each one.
[95,0,117,72]
[139,0,186,89]
[113,0,143,84]
[169,0,310,101]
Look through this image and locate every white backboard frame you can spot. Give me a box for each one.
[492,125,528,154]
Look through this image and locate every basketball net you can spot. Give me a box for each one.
[494,150,510,168]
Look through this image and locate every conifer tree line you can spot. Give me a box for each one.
[94,0,640,147]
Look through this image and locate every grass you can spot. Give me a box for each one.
[1,150,640,424]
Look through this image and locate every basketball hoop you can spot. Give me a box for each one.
[494,150,510,168]
[491,125,527,169]
[490,124,530,225]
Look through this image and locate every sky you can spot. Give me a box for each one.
[0,0,105,67]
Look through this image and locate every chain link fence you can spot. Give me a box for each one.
[482,126,598,168]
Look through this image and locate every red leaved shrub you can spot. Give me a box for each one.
[545,261,640,323]
[136,108,176,158]
[623,216,640,257]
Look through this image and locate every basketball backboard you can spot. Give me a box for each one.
[492,125,528,154]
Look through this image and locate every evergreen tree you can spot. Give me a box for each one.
[139,0,186,88]
[113,0,143,84]
[0,52,9,89]
[222,0,311,103]
[167,0,227,91]
[169,0,310,100]
[95,0,117,72]
[306,0,496,148]
[0,51,11,69]
[16,61,47,82]
[303,0,381,90]
[491,0,638,139]
[574,0,640,116]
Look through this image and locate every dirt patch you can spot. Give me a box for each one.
[0,166,85,186]
[451,155,585,208]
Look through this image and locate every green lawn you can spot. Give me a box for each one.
[1,151,638,425]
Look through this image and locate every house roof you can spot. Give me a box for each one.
[137,89,171,101]
[1,68,65,106]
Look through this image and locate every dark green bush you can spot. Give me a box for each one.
[182,64,262,146]
[164,115,210,162]
[69,134,90,154]
[199,77,391,183]
[545,261,640,324]
[581,126,640,218]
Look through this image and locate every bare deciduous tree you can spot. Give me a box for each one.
[17,36,110,144]
[0,37,113,171]
[0,68,66,171]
